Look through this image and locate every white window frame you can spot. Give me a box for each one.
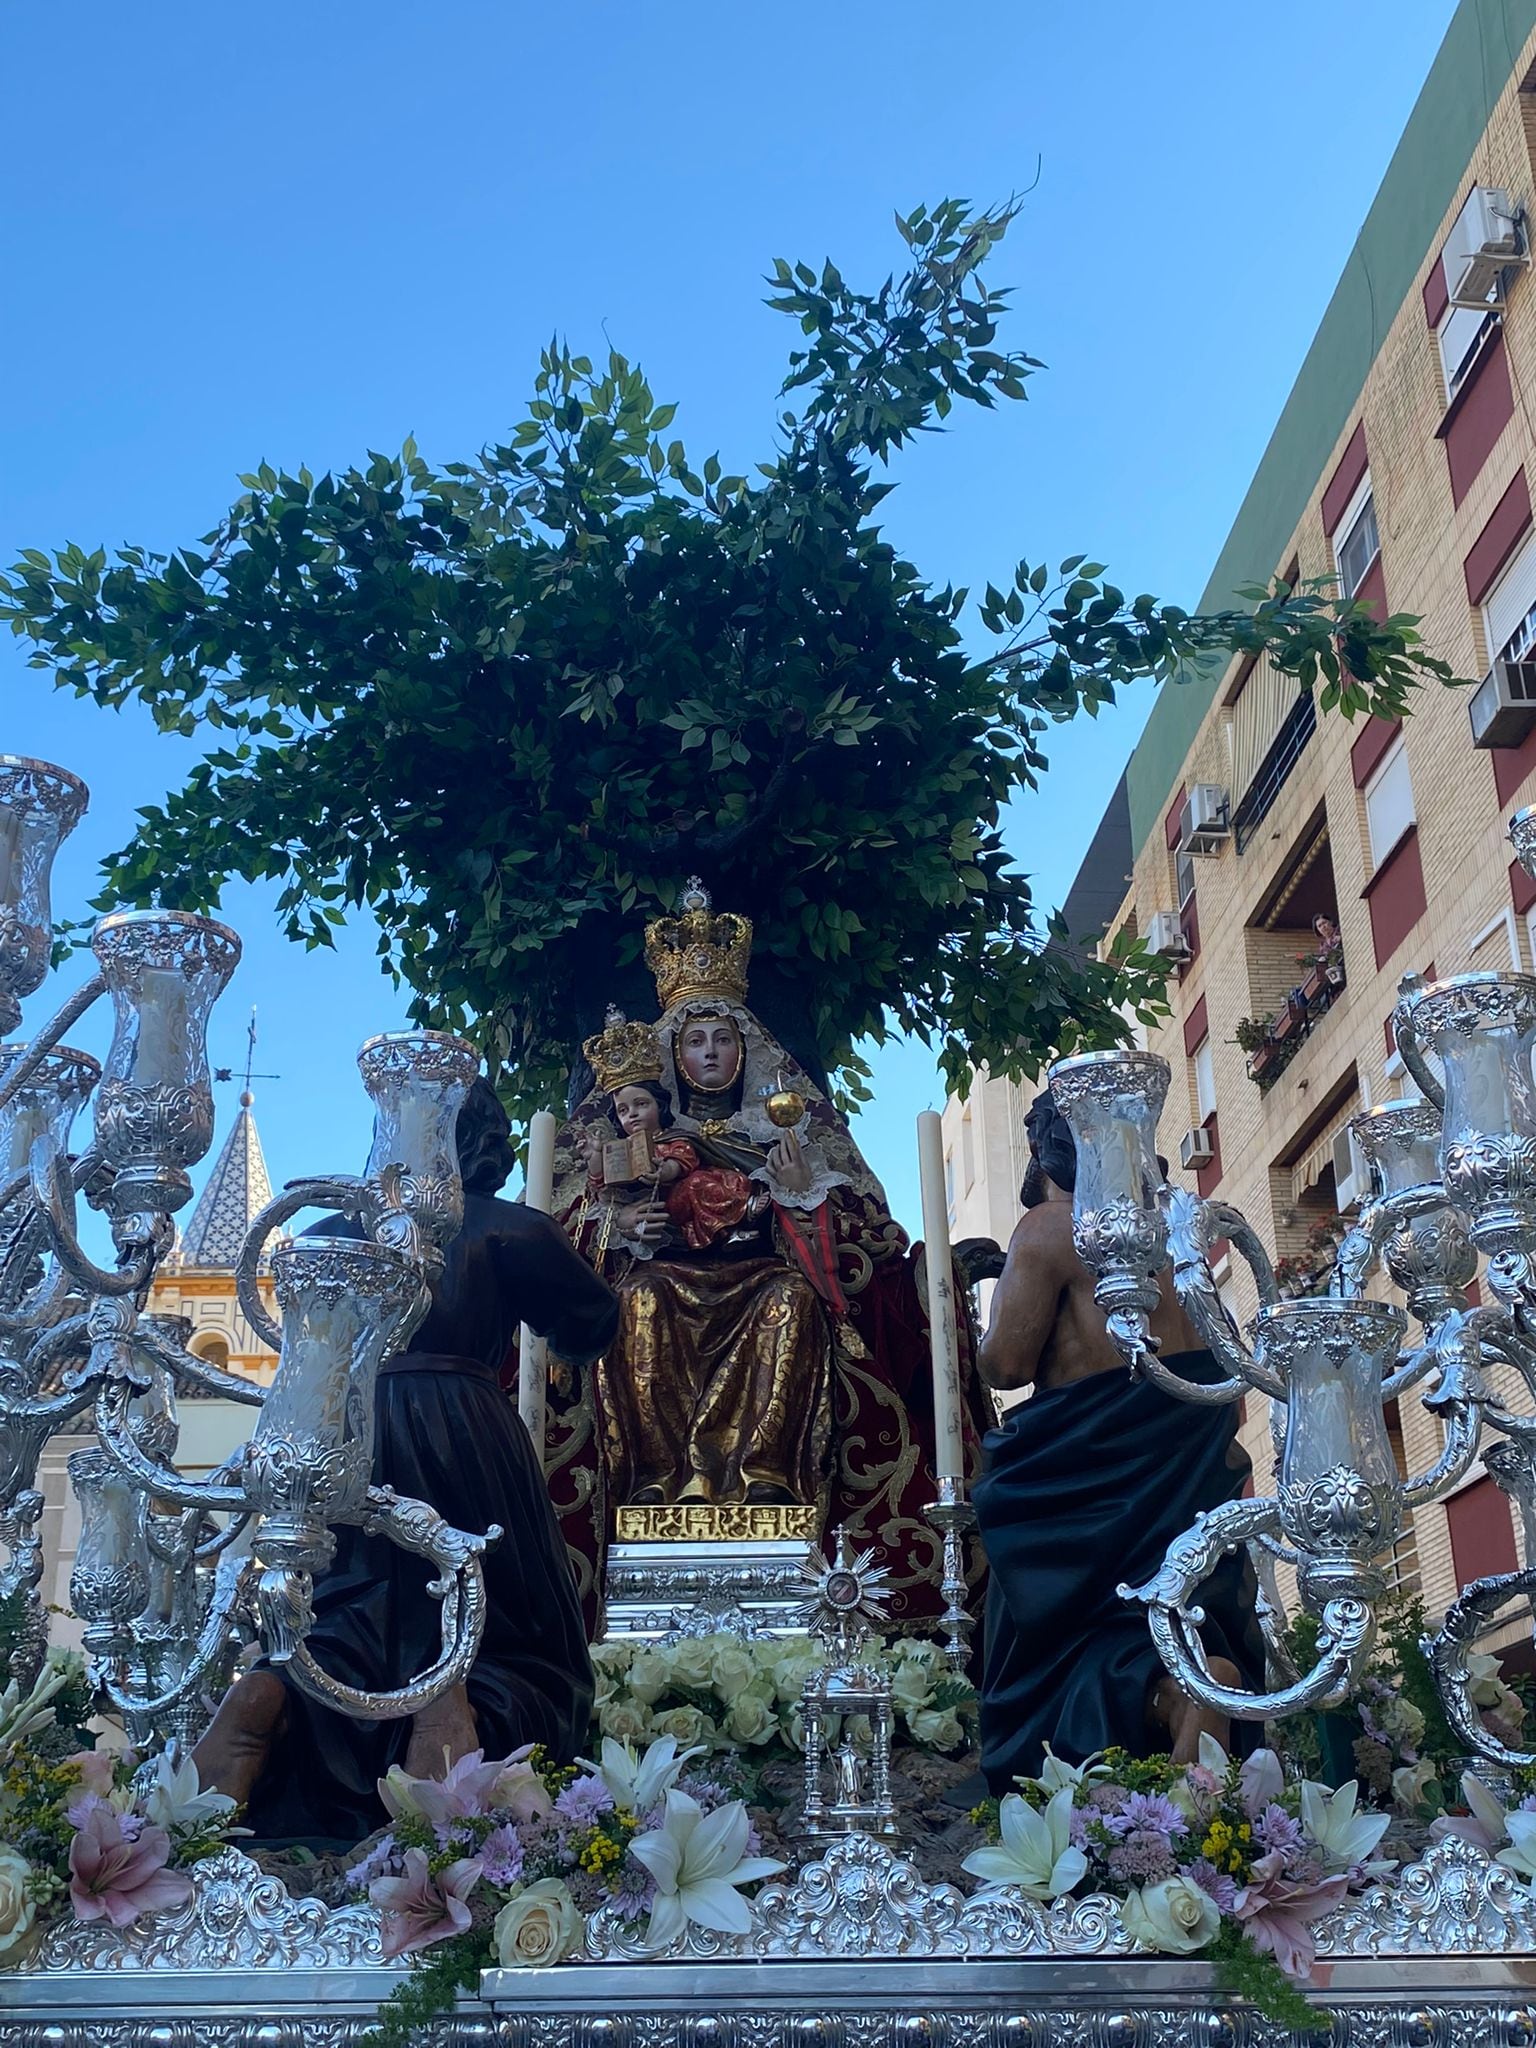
[1174,844,1197,911]
[1469,906,1522,972]
[1438,302,1497,401]
[1363,735,1416,871]
[1334,473,1381,600]
[1484,529,1536,668]
[1192,1036,1216,1123]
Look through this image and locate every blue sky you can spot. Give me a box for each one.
[2,0,1458,1235]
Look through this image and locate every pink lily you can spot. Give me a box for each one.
[68,1805,192,1929]
[370,1848,483,1960]
[378,1749,509,1826]
[1232,1852,1348,1980]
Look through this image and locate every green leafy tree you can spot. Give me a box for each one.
[1,201,1459,1122]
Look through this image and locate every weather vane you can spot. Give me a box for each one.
[213,1007,281,1101]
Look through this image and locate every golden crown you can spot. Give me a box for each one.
[645,879,753,1011]
[582,1005,664,1095]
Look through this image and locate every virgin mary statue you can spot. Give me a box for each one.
[549,882,992,1624]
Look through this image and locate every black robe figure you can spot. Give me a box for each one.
[973,1092,1265,1793]
[241,1081,619,1845]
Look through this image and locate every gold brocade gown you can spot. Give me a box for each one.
[595,1205,835,1506]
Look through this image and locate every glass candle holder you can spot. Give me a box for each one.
[1048,1050,1171,1323]
[244,1234,426,1559]
[0,1042,100,1180]
[0,758,88,1035]
[358,1030,479,1264]
[1399,973,1536,1258]
[1260,1295,1407,1574]
[89,910,241,1220]
[1352,1098,1477,1316]
[68,1445,150,1648]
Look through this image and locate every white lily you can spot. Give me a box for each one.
[0,1663,67,1763]
[1498,1810,1536,1885]
[1300,1778,1393,1873]
[1021,1745,1107,1798]
[629,1789,784,1947]
[577,1734,706,1816]
[137,1750,242,1835]
[961,1789,1087,1901]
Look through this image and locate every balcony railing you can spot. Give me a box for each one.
[1236,943,1346,1090]
[1229,654,1317,854]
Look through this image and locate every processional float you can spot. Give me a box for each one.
[1050,796,1536,1767]
[0,753,496,1746]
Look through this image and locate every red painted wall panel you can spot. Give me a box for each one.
[1447,1475,1518,1589]
[1195,1113,1222,1199]
[1183,994,1209,1057]
[1443,332,1514,507]
[1364,827,1427,969]
[1351,715,1403,789]
[1322,422,1369,537]
[1495,725,1536,808]
[1465,466,1533,603]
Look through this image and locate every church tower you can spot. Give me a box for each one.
[145,1037,280,1384]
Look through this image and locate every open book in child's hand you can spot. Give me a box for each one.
[602,1130,657,1185]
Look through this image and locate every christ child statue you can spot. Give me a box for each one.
[587,1073,767,1250]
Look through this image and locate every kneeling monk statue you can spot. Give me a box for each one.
[974,1089,1265,1790]
[195,1079,619,1842]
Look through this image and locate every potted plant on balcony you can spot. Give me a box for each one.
[1234,1014,1275,1082]
[1295,948,1328,1006]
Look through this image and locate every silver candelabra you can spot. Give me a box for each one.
[0,753,499,1753]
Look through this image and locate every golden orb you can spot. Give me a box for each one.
[764,1085,807,1129]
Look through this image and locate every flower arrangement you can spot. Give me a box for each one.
[591,1629,975,1758]
[0,1650,240,1966]
[964,1737,1393,2029]
[357,1734,783,2048]
[1273,1217,1350,1300]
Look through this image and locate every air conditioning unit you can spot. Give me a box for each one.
[1146,910,1191,961]
[1179,1125,1215,1170]
[1178,783,1231,857]
[1332,1123,1367,1212]
[1469,657,1536,749]
[1443,186,1524,308]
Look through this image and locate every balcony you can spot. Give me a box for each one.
[1237,940,1346,1088]
[1226,653,1317,854]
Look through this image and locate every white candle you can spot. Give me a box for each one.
[917,1109,965,1483]
[519,1109,558,1463]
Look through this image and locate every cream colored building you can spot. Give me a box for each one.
[964,0,1536,1629]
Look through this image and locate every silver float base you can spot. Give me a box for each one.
[5,1954,1536,2046]
[603,1534,811,1636]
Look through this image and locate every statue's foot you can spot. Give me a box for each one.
[743,1480,797,1505]
[1150,1656,1240,1765]
[629,1485,667,1506]
[191,1668,289,1808]
[405,1683,480,1780]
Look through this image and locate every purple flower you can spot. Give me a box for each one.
[1106,1832,1178,1885]
[555,1775,615,1827]
[1187,1859,1239,1914]
[480,1822,526,1889]
[1104,1793,1187,1841]
[1254,1803,1304,1855]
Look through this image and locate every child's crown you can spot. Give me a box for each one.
[583,1005,664,1094]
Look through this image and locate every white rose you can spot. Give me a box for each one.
[493,1879,584,1968]
[910,1708,965,1753]
[0,1849,37,1968]
[709,1643,758,1704]
[1392,1759,1439,1814]
[771,1649,820,1706]
[890,1662,933,1717]
[599,1698,653,1743]
[666,1638,715,1689]
[1381,1697,1426,1750]
[651,1705,713,1748]
[1119,1875,1221,1956]
[624,1648,674,1707]
[780,1705,807,1752]
[726,1694,778,1746]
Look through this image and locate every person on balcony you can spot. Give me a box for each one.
[972,1090,1265,1792]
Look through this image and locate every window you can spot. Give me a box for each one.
[1174,844,1197,910]
[1484,530,1536,666]
[1335,479,1380,600]
[1364,738,1415,868]
[960,1104,975,1192]
[1438,303,1497,400]
[1193,1037,1216,1122]
[944,1150,955,1218]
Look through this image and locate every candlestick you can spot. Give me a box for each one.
[519,1109,558,1462]
[916,1109,964,1483]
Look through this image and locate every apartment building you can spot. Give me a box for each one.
[971,0,1536,1626]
